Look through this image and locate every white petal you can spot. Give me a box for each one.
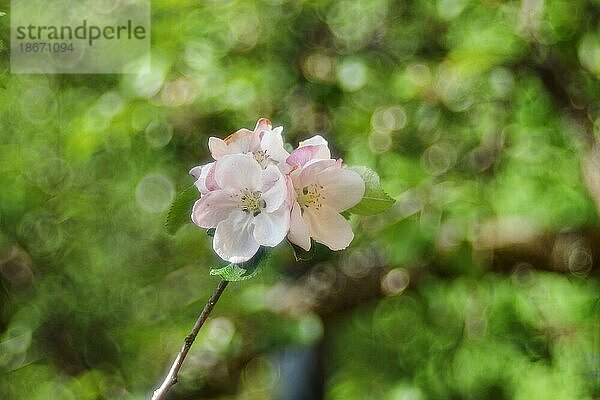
[317,167,365,212]
[260,127,289,165]
[253,118,272,136]
[299,134,328,147]
[191,190,238,228]
[253,206,290,247]
[210,129,258,159]
[215,154,262,191]
[261,164,281,188]
[261,166,287,212]
[223,128,256,154]
[208,137,229,159]
[287,201,311,251]
[285,175,296,207]
[213,210,260,263]
[293,159,338,189]
[304,205,354,250]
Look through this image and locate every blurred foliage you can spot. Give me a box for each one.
[0,0,599,399]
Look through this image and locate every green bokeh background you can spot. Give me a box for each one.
[1,0,599,399]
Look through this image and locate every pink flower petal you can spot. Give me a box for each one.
[286,146,316,167]
[213,210,260,263]
[292,158,338,189]
[204,163,219,191]
[209,128,257,159]
[191,190,239,228]
[208,137,229,159]
[261,166,287,212]
[299,135,331,159]
[287,201,311,251]
[214,154,262,191]
[253,118,272,139]
[317,166,365,212]
[189,166,202,179]
[190,162,219,193]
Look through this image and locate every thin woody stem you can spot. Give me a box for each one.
[151,280,229,400]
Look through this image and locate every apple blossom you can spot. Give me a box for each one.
[191,153,290,263]
[156,120,395,400]
[208,118,289,171]
[189,118,290,195]
[287,157,365,251]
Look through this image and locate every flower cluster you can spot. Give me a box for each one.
[190,118,365,263]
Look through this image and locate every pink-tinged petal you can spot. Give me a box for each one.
[261,166,287,212]
[208,137,229,159]
[224,128,255,154]
[287,201,311,251]
[287,135,331,168]
[204,163,219,191]
[285,175,295,206]
[299,135,331,159]
[191,190,238,228]
[214,154,262,191]
[190,162,219,193]
[292,159,338,189]
[253,206,290,247]
[277,161,293,175]
[260,127,289,165]
[299,134,328,147]
[210,129,257,159]
[287,146,315,167]
[253,118,272,139]
[261,164,281,188]
[301,158,338,176]
[189,166,202,179]
[303,205,354,250]
[317,167,365,212]
[213,210,260,263]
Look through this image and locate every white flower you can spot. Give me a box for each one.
[287,158,365,251]
[191,154,290,263]
[189,118,290,194]
[208,118,289,171]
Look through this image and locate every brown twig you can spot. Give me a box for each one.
[151,280,229,400]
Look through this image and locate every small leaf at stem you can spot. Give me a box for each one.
[165,185,198,235]
[347,166,395,216]
[210,248,270,281]
[288,239,315,261]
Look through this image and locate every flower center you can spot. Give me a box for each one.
[239,188,265,216]
[297,184,325,210]
[253,150,269,168]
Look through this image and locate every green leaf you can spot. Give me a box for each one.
[165,185,198,235]
[210,248,270,281]
[347,166,396,216]
[289,239,315,261]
